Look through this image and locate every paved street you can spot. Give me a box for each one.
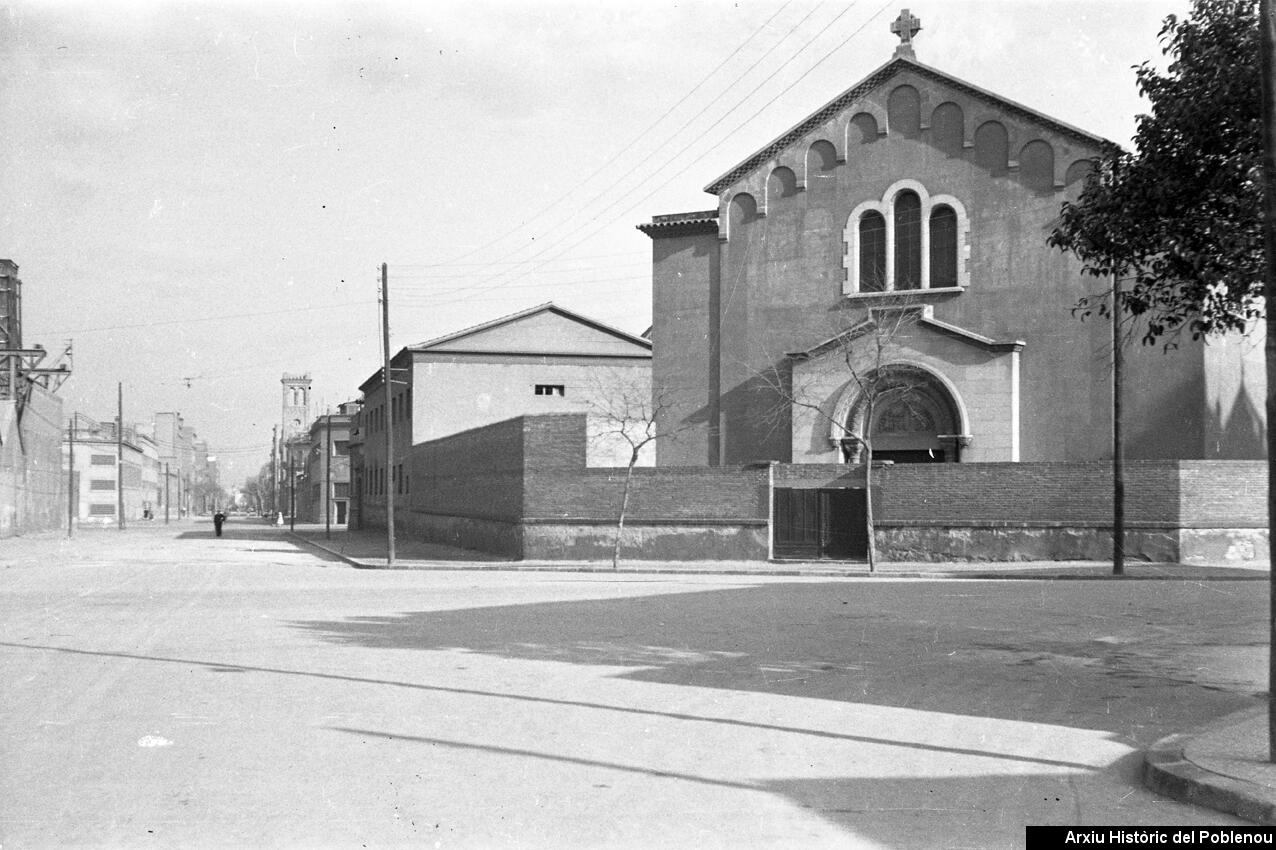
[0,521,1265,848]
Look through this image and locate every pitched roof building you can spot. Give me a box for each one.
[352,303,652,528]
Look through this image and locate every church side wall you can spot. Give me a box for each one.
[1201,326,1266,460]
[650,232,719,466]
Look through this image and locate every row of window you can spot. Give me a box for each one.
[367,388,414,434]
[857,195,957,291]
[365,464,410,496]
[844,180,969,295]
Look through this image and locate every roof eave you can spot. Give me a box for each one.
[704,54,1117,198]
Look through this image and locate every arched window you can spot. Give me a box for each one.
[929,204,958,288]
[844,181,969,295]
[894,190,922,290]
[859,212,886,292]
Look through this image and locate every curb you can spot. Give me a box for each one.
[285,535,1267,580]
[1144,729,1276,825]
[286,534,369,569]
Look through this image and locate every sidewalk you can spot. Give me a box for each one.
[287,525,1270,580]
[1145,708,1276,825]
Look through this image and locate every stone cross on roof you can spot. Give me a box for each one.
[891,8,922,58]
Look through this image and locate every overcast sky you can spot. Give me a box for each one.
[3,0,1187,485]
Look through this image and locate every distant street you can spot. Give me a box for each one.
[0,521,1263,848]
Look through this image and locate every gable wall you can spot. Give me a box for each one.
[700,69,1213,463]
[410,352,651,447]
[426,309,650,357]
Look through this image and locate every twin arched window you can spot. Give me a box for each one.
[846,182,967,295]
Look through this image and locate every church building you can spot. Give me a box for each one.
[641,10,1265,470]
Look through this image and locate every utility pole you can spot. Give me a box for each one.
[67,415,75,538]
[164,463,170,524]
[381,262,396,565]
[116,382,125,531]
[1112,277,1125,577]
[325,413,333,540]
[289,448,296,532]
[271,424,278,519]
[1259,0,1276,763]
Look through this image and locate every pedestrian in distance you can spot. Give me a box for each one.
[213,510,226,537]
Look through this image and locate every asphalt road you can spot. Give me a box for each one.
[0,522,1264,848]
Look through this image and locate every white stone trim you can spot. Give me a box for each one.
[825,359,970,451]
[1010,347,1021,462]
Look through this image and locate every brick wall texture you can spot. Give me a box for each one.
[777,460,1266,528]
[408,413,766,524]
[399,413,1265,560]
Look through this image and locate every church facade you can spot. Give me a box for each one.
[641,13,1265,471]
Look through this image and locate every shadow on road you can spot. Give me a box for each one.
[286,580,1264,745]
[176,523,349,563]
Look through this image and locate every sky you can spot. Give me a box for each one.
[2,0,1189,486]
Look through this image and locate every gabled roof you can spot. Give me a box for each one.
[705,54,1116,197]
[359,303,651,392]
[408,302,652,355]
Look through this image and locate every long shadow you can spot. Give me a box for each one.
[176,524,349,563]
[0,640,1092,769]
[326,730,1236,842]
[287,579,1265,746]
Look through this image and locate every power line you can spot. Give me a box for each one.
[417,2,887,303]
[429,5,833,297]
[40,299,376,337]
[417,1,797,270]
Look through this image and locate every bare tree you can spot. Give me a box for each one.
[759,307,929,571]
[585,371,692,569]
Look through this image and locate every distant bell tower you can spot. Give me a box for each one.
[281,373,312,441]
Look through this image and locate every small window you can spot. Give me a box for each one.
[930,204,959,288]
[894,190,922,290]
[859,212,886,292]
[534,384,565,396]
[90,479,115,491]
[89,504,115,516]
[90,454,115,466]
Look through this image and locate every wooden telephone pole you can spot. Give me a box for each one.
[116,382,124,531]
[381,262,396,565]
[1259,0,1276,762]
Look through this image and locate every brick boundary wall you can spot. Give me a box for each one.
[383,415,1266,564]
[775,460,1267,563]
[394,414,770,560]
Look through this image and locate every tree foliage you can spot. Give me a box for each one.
[1048,0,1262,344]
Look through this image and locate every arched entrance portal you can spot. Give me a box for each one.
[839,364,965,464]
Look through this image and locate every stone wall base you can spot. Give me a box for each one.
[365,509,769,562]
[1179,528,1269,564]
[522,521,769,561]
[396,510,523,558]
[877,524,1268,564]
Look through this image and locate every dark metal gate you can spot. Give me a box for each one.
[773,488,867,560]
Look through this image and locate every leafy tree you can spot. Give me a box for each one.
[1049,0,1262,344]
